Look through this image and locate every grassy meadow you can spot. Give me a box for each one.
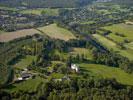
[103,23,133,43]
[69,48,93,60]
[125,42,133,50]
[14,55,37,70]
[38,23,76,41]
[79,63,133,85]
[93,34,133,60]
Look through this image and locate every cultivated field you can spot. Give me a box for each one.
[96,23,133,60]
[125,42,133,50]
[93,34,133,60]
[79,63,133,85]
[38,23,76,41]
[0,29,41,42]
[93,34,117,49]
[103,23,133,43]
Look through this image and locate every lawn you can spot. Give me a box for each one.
[6,76,44,93]
[79,63,133,86]
[38,23,76,41]
[14,55,37,69]
[93,34,133,60]
[20,8,59,16]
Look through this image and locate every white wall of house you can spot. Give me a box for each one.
[71,64,79,72]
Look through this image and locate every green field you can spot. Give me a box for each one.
[14,55,37,69]
[93,34,133,60]
[95,3,129,15]
[103,23,133,43]
[69,48,93,60]
[79,63,133,85]
[38,23,76,41]
[79,21,95,25]
[20,8,59,16]
[125,42,133,50]
[107,33,125,43]
[96,9,111,15]
[6,76,44,93]
[93,34,117,50]
[50,73,64,79]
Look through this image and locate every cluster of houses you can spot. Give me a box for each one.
[15,64,79,83]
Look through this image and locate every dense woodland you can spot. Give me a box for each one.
[1,78,133,100]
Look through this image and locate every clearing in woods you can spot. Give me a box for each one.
[69,48,93,60]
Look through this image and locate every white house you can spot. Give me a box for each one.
[71,64,79,72]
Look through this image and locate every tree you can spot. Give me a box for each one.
[66,56,72,68]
